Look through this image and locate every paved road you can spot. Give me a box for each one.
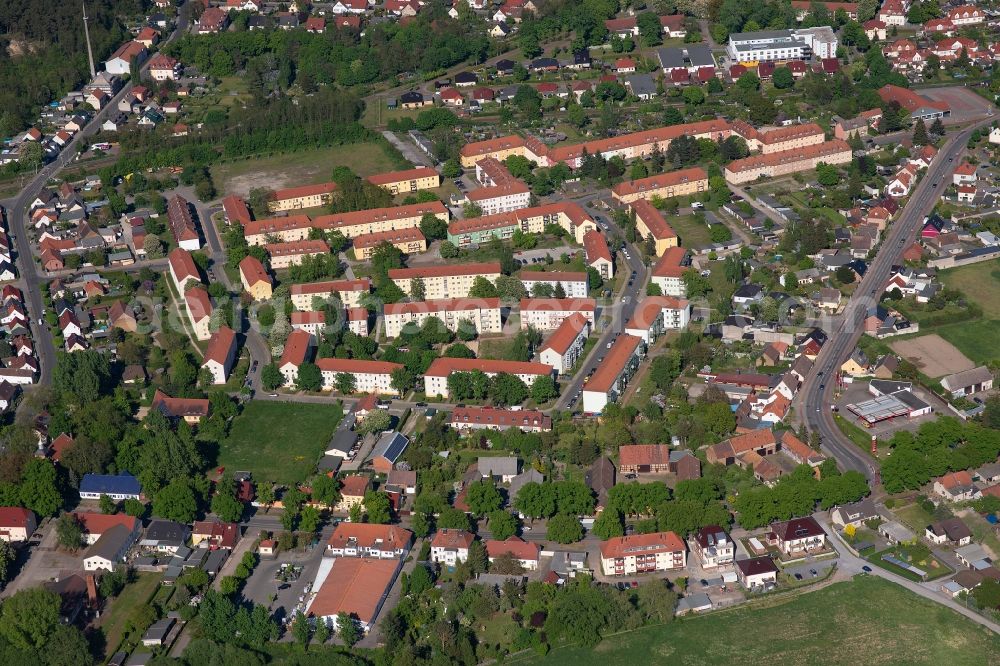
[0,6,191,387]
[798,118,995,481]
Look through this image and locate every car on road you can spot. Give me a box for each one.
[810,569,818,577]
[622,296,630,303]
[819,384,825,390]
[607,342,613,349]
[37,318,43,326]
[268,393,278,398]
[862,565,872,573]
[794,573,803,580]
[700,579,708,587]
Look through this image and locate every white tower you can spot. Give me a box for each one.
[83,2,96,79]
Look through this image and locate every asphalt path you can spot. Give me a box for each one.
[799,118,995,481]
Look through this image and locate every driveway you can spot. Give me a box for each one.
[381,131,435,167]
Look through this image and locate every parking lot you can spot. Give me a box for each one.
[783,559,836,582]
[834,380,944,439]
[1,522,78,598]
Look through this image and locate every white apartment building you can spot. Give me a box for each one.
[315,358,403,395]
[466,182,532,215]
[390,263,502,300]
[600,532,687,576]
[519,298,597,330]
[538,313,590,374]
[727,26,838,62]
[521,271,589,298]
[423,358,554,398]
[383,298,502,338]
[290,278,371,310]
[582,334,645,414]
[430,529,474,567]
[290,311,326,336]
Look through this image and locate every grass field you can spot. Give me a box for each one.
[518,577,999,665]
[668,214,713,248]
[931,318,1000,364]
[98,573,161,657]
[219,401,344,483]
[211,143,400,196]
[892,502,934,533]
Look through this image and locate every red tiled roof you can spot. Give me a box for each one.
[586,334,642,394]
[152,389,209,418]
[520,270,587,283]
[308,558,398,624]
[0,507,33,529]
[383,297,499,315]
[184,286,213,321]
[388,262,501,281]
[352,227,426,250]
[71,512,138,535]
[631,199,677,241]
[366,167,438,186]
[243,214,312,237]
[313,201,447,233]
[424,357,553,377]
[168,248,199,283]
[619,444,670,467]
[271,181,338,202]
[203,326,236,365]
[600,531,684,559]
[279,329,313,368]
[223,195,252,225]
[315,358,403,375]
[625,295,689,331]
[519,298,596,313]
[327,522,412,551]
[613,167,709,199]
[340,474,370,497]
[449,406,551,430]
[290,278,371,297]
[264,239,329,258]
[726,140,851,173]
[431,528,475,550]
[652,246,687,278]
[238,255,270,287]
[539,313,590,355]
[486,536,539,561]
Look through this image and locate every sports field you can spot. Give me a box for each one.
[219,401,344,483]
[517,577,999,665]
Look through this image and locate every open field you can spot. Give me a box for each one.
[219,401,344,484]
[517,577,999,665]
[668,214,712,248]
[98,573,161,657]
[211,143,400,196]
[932,318,1000,364]
[890,334,975,378]
[939,259,1000,318]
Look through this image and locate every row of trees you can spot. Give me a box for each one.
[446,370,557,405]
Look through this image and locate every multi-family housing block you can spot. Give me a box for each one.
[389,263,502,299]
[582,334,645,414]
[423,358,554,398]
[383,298,503,338]
[538,313,591,374]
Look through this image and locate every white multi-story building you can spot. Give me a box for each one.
[519,298,596,330]
[383,298,502,338]
[430,529,475,567]
[624,296,691,344]
[423,358,554,398]
[521,271,589,298]
[390,263,502,300]
[538,313,590,375]
[651,247,688,297]
[582,334,645,414]
[600,532,686,576]
[316,358,403,395]
[727,26,838,62]
[694,526,735,568]
[466,182,531,215]
[290,278,371,310]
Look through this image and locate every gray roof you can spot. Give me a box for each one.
[475,573,527,589]
[625,73,656,97]
[327,424,357,455]
[976,462,1000,479]
[142,618,174,642]
[686,44,715,68]
[657,47,685,69]
[508,468,544,500]
[677,592,712,612]
[894,390,929,412]
[85,524,132,562]
[941,366,993,392]
[144,520,189,544]
[478,456,519,478]
[730,29,795,41]
[373,431,409,464]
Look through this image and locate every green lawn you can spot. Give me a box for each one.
[211,143,402,196]
[867,543,952,581]
[98,573,161,657]
[892,502,934,533]
[219,401,344,484]
[938,262,1000,316]
[517,577,1000,665]
[932,318,1000,364]
[668,214,713,248]
[833,414,877,457]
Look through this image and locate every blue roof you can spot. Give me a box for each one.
[373,432,409,464]
[80,472,142,495]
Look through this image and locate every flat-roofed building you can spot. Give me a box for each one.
[582,334,645,414]
[611,167,709,204]
[315,358,404,395]
[518,298,596,330]
[424,358,554,398]
[268,182,338,212]
[389,262,502,300]
[538,313,590,374]
[352,227,426,260]
[366,167,440,194]
[291,278,371,310]
[631,199,678,256]
[383,298,502,338]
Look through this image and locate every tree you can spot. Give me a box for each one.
[442,158,462,179]
[930,118,945,135]
[468,276,499,298]
[338,613,361,648]
[530,375,557,403]
[546,513,584,544]
[211,491,244,523]
[636,12,662,46]
[334,372,356,395]
[291,611,311,649]
[410,512,431,538]
[835,265,856,284]
[816,162,841,187]
[465,479,503,517]
[357,409,392,436]
[143,234,164,259]
[0,587,61,649]
[99,494,117,515]
[364,491,392,524]
[682,86,705,105]
[55,513,84,551]
[773,67,794,89]
[591,507,625,541]
[293,363,322,392]
[419,214,448,241]
[153,479,200,523]
[440,241,459,259]
[261,364,283,390]
[123,498,145,518]
[491,373,528,406]
[438,507,474,532]
[912,118,930,146]
[515,482,557,520]
[390,367,415,395]
[488,510,518,541]
[19,458,62,517]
